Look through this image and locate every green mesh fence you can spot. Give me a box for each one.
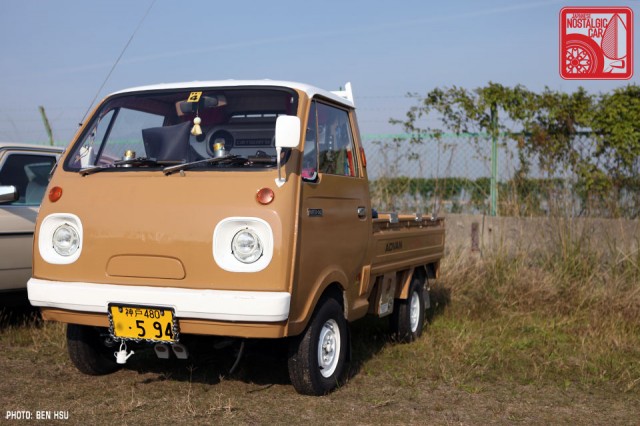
[361,134,640,219]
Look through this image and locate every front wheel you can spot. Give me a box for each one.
[67,324,121,375]
[287,298,348,395]
[390,275,426,343]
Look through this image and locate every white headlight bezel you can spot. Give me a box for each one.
[213,217,273,273]
[39,214,83,264]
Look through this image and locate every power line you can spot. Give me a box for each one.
[80,0,156,124]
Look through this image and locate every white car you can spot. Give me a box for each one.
[0,143,63,297]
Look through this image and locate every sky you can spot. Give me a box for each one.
[0,0,638,145]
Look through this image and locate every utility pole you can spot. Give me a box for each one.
[38,106,54,146]
[490,102,498,216]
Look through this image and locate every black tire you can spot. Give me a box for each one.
[390,275,426,343]
[287,297,348,395]
[67,324,121,375]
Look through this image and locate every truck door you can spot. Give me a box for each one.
[293,100,371,324]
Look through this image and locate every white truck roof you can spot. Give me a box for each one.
[111,80,355,108]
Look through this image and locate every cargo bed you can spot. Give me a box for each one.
[370,213,445,275]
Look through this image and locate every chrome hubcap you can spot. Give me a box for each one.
[318,319,340,378]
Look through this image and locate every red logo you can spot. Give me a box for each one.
[560,7,633,79]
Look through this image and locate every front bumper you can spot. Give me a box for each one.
[27,278,290,323]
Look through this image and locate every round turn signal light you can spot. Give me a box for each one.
[256,187,275,205]
[48,186,63,202]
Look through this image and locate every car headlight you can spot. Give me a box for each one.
[231,228,263,263]
[213,217,273,272]
[52,224,80,256]
[39,213,83,264]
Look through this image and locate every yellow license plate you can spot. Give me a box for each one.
[109,304,178,342]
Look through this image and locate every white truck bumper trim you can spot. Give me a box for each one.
[27,278,290,322]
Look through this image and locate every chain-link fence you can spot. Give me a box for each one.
[361,134,640,219]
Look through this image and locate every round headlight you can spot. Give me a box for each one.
[231,229,263,264]
[52,224,80,256]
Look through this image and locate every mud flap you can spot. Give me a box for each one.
[423,277,431,310]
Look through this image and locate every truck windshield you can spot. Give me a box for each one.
[64,88,298,172]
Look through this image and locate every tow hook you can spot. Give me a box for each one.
[114,341,135,364]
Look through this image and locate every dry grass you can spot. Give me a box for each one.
[0,221,638,424]
[436,219,640,393]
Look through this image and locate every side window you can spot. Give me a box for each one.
[0,154,57,205]
[317,103,358,177]
[302,101,318,181]
[96,108,164,164]
[69,109,115,168]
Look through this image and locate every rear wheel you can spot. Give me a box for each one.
[67,324,120,375]
[390,275,426,343]
[287,297,348,395]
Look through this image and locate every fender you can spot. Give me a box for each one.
[397,265,427,299]
[286,266,348,336]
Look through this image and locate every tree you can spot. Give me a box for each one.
[392,83,536,216]
[591,84,640,181]
[392,83,640,218]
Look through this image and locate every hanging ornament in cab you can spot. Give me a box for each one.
[191,116,202,136]
[187,91,203,136]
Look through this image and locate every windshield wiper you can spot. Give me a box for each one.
[79,157,161,176]
[248,155,277,164]
[163,155,247,175]
[113,157,161,167]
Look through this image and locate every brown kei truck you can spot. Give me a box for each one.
[27,80,445,395]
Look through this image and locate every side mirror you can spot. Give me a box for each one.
[274,116,300,187]
[0,185,18,204]
[275,115,301,148]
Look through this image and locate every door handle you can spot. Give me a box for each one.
[357,206,367,219]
